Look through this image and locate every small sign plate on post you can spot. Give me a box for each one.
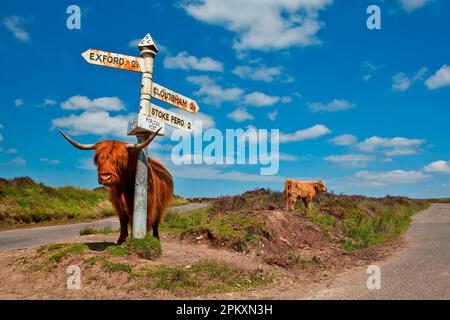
[82,49,144,72]
[152,82,199,113]
[149,104,193,132]
[127,113,165,136]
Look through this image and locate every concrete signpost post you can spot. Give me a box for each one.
[81,32,200,240]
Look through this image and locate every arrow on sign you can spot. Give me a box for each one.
[152,82,199,113]
[149,104,193,132]
[81,49,144,72]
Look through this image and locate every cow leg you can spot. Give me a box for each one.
[152,224,159,239]
[306,198,313,210]
[302,198,308,209]
[117,214,129,245]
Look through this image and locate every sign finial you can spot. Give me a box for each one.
[138,33,158,52]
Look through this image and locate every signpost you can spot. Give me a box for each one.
[81,33,200,240]
[152,82,199,113]
[149,104,193,132]
[82,49,144,72]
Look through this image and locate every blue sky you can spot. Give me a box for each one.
[1,0,449,198]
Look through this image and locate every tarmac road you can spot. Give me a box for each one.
[0,203,208,253]
[302,203,450,300]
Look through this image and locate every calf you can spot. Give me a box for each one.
[284,179,327,211]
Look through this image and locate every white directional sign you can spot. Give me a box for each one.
[149,104,193,132]
[127,113,165,136]
[152,82,199,113]
[82,49,144,73]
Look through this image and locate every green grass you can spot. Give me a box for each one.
[124,235,161,260]
[171,195,190,207]
[146,259,271,294]
[0,177,114,228]
[339,202,429,251]
[306,211,335,240]
[80,226,119,236]
[43,243,89,263]
[161,206,268,252]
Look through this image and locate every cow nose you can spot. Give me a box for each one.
[99,174,111,183]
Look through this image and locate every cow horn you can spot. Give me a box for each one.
[127,127,162,150]
[58,130,96,150]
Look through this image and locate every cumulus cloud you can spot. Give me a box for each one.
[325,154,374,168]
[392,67,428,92]
[61,96,125,111]
[233,65,284,82]
[244,92,291,107]
[308,99,354,113]
[357,136,425,156]
[41,99,57,107]
[40,158,60,165]
[353,170,428,187]
[361,61,384,81]
[267,110,278,121]
[14,99,24,107]
[399,0,435,12]
[3,16,30,42]
[279,124,330,143]
[227,107,254,122]
[180,0,332,51]
[424,160,450,174]
[164,51,223,72]
[329,134,357,146]
[0,148,18,154]
[425,64,450,90]
[0,156,26,166]
[51,111,129,137]
[187,75,244,106]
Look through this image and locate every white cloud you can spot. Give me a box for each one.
[180,0,333,51]
[268,110,278,121]
[399,0,434,12]
[14,99,24,107]
[61,95,125,111]
[51,111,129,137]
[362,61,384,81]
[77,158,96,170]
[164,51,223,72]
[357,136,425,156]
[170,165,285,182]
[40,158,60,165]
[425,64,450,90]
[227,107,254,122]
[244,92,291,107]
[325,154,374,168]
[424,160,450,174]
[41,99,57,107]
[330,134,357,146]
[392,67,428,92]
[3,16,30,42]
[354,170,428,187]
[0,156,26,166]
[233,65,284,82]
[0,148,17,154]
[308,99,354,113]
[280,124,330,143]
[187,75,244,106]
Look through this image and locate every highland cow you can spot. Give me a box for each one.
[59,128,173,244]
[284,179,327,211]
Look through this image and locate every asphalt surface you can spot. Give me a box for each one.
[0,203,208,253]
[303,203,450,300]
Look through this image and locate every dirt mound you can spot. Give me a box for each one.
[260,210,329,251]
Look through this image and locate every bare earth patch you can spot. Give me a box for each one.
[0,227,401,300]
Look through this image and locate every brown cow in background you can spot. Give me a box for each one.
[284,179,327,211]
[59,128,173,244]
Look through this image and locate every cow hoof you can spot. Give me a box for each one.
[116,237,127,245]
